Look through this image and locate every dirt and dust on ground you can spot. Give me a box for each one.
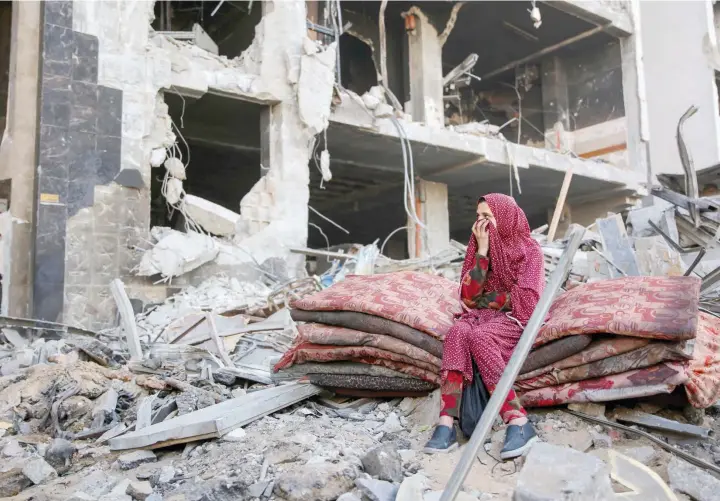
[1,355,719,501]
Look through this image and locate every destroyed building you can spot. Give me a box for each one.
[0,0,707,329]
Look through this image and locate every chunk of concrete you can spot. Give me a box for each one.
[513,442,615,501]
[396,474,428,501]
[45,437,77,468]
[617,445,657,465]
[337,493,362,501]
[127,480,154,500]
[355,478,399,501]
[668,456,720,501]
[22,457,58,485]
[273,462,358,501]
[361,443,403,482]
[68,493,95,501]
[181,194,241,237]
[568,402,607,419]
[137,230,218,279]
[380,412,404,434]
[117,450,157,470]
[2,439,25,457]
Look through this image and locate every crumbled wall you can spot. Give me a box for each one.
[36,0,335,329]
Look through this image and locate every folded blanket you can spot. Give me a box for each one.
[685,312,720,408]
[291,271,460,339]
[521,335,592,374]
[515,341,693,391]
[518,337,651,381]
[296,323,441,368]
[519,362,688,407]
[309,373,437,392]
[290,310,444,358]
[273,361,417,380]
[536,276,700,346]
[273,342,441,384]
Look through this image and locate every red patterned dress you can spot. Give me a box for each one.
[440,194,545,424]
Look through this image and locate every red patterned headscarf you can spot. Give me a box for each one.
[460,194,545,324]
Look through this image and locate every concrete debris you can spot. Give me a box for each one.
[568,402,606,419]
[150,148,167,168]
[181,194,241,237]
[616,445,657,465]
[22,457,58,485]
[221,427,247,442]
[127,480,154,500]
[361,442,403,482]
[45,437,77,469]
[396,473,428,501]
[273,462,358,501]
[337,493,363,501]
[117,450,157,470]
[668,456,720,501]
[137,229,219,279]
[164,157,186,180]
[380,412,404,434]
[355,477,400,501]
[513,442,616,501]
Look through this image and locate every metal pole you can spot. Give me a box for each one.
[439,226,585,501]
[480,25,606,80]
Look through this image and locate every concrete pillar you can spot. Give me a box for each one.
[541,56,571,149]
[408,179,449,258]
[405,7,444,127]
[0,1,41,317]
[621,0,650,183]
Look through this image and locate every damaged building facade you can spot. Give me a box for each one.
[0,0,654,329]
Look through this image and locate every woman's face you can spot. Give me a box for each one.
[477,201,496,228]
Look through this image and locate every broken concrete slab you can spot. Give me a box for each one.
[117,450,157,470]
[137,229,219,279]
[667,456,720,501]
[0,463,32,497]
[513,442,615,501]
[361,443,403,482]
[22,457,58,485]
[110,383,322,450]
[355,477,400,501]
[273,462,358,501]
[614,408,712,438]
[181,194,241,237]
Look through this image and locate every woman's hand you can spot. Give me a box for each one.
[473,219,490,256]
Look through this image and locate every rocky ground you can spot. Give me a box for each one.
[2,361,720,501]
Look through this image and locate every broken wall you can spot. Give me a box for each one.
[641,0,720,176]
[33,0,335,329]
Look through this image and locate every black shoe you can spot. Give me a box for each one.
[423,425,459,454]
[500,422,538,460]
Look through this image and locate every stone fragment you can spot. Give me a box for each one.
[396,474,427,501]
[355,478,399,501]
[424,492,478,501]
[337,493,362,501]
[273,462,358,501]
[568,402,607,419]
[380,412,404,434]
[22,457,58,485]
[668,456,720,501]
[212,370,236,386]
[618,446,657,465]
[127,480,154,500]
[45,437,77,468]
[0,463,32,497]
[247,481,271,498]
[361,443,403,482]
[590,431,612,449]
[513,442,615,501]
[221,428,247,442]
[118,450,157,470]
[2,439,24,457]
[68,493,95,501]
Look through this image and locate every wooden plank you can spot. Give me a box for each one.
[596,214,640,277]
[614,408,712,438]
[110,279,143,360]
[109,383,322,451]
[547,167,573,243]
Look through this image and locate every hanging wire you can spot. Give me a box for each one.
[309,222,331,250]
[380,226,407,255]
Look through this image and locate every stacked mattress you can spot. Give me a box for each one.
[274,272,720,407]
[273,271,460,396]
[516,276,720,409]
